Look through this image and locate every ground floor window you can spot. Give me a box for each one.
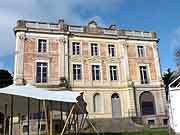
[93,93,102,112]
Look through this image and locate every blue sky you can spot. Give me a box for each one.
[0,0,180,73]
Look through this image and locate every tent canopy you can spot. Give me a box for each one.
[0,84,83,115]
[0,84,80,103]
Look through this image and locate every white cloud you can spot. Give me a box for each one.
[171,27,180,51]
[0,0,123,69]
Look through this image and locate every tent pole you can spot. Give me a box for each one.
[10,95,14,135]
[18,113,21,135]
[43,100,48,135]
[60,102,63,133]
[27,97,30,135]
[38,100,41,135]
[3,104,7,135]
[61,104,75,135]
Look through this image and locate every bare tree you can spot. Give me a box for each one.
[175,47,180,68]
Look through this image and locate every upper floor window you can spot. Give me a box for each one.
[110,66,118,80]
[38,39,47,53]
[137,46,145,57]
[36,62,48,83]
[72,42,80,55]
[91,43,98,56]
[92,65,100,80]
[73,64,81,80]
[108,44,115,57]
[139,66,148,84]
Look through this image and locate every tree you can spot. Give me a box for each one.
[0,69,13,88]
[162,69,174,100]
[175,47,180,68]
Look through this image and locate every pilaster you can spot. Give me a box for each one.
[14,32,25,85]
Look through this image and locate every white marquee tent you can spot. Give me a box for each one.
[0,84,89,135]
[169,76,180,134]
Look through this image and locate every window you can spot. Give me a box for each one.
[139,66,148,84]
[148,120,155,126]
[137,46,145,57]
[92,65,100,80]
[110,66,118,80]
[93,93,101,112]
[73,64,81,80]
[72,42,80,55]
[38,39,47,52]
[163,119,168,125]
[36,62,48,83]
[91,43,98,56]
[108,44,115,57]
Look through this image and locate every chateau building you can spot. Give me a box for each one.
[13,19,167,130]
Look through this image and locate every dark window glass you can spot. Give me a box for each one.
[92,65,100,80]
[148,120,155,126]
[36,62,48,83]
[38,39,47,52]
[73,64,81,80]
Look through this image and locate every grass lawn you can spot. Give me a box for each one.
[80,128,170,135]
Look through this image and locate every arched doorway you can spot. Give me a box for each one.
[111,93,121,118]
[139,91,156,115]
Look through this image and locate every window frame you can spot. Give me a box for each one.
[139,65,149,84]
[73,64,82,80]
[90,42,99,56]
[35,60,49,84]
[72,41,81,55]
[109,65,118,81]
[108,44,115,57]
[137,45,145,57]
[92,65,101,81]
[37,38,48,53]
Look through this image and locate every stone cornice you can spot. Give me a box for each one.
[14,20,159,42]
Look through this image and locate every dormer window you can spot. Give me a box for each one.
[38,39,47,53]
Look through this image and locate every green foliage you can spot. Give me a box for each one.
[0,69,13,88]
[162,68,174,100]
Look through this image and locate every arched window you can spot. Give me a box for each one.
[139,91,156,115]
[111,93,121,118]
[93,93,101,112]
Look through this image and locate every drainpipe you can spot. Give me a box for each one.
[67,32,70,84]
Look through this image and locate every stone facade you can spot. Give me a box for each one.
[13,19,167,131]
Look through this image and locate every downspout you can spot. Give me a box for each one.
[67,31,71,89]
